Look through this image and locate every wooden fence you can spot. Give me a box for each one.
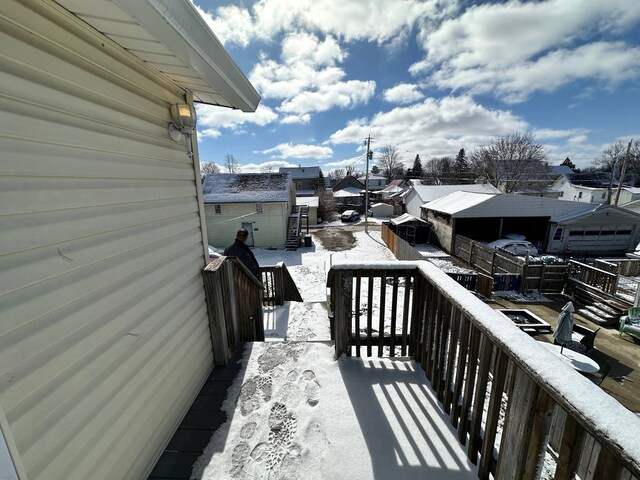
[454,235,569,293]
[202,257,265,366]
[327,261,640,480]
[382,223,494,296]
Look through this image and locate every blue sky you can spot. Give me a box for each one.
[191,0,640,173]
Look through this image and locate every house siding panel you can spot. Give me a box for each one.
[205,203,287,248]
[0,2,213,479]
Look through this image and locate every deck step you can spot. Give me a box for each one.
[576,308,618,326]
[585,305,616,320]
[593,302,621,316]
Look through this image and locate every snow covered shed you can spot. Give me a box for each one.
[370,202,394,217]
[0,1,259,479]
[422,192,632,254]
[203,173,295,248]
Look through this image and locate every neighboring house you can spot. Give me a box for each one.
[403,183,501,218]
[363,174,389,191]
[332,175,365,206]
[203,174,295,248]
[372,179,408,200]
[549,173,612,203]
[423,192,640,255]
[370,203,394,217]
[0,2,259,479]
[295,196,319,225]
[612,187,640,206]
[278,166,321,196]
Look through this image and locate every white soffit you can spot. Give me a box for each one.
[57,0,260,111]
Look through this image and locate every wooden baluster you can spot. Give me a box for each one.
[355,273,361,358]
[495,367,538,479]
[367,272,373,357]
[401,272,412,357]
[451,315,470,429]
[389,274,398,357]
[554,413,586,480]
[458,324,480,445]
[478,350,508,479]
[378,272,387,357]
[443,306,461,414]
[468,334,493,464]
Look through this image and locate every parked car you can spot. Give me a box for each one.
[488,239,539,256]
[341,210,361,222]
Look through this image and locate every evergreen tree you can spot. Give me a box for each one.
[371,165,380,175]
[317,168,325,191]
[411,154,423,177]
[453,148,470,182]
[561,157,576,171]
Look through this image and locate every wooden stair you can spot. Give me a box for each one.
[285,213,300,250]
[568,278,630,326]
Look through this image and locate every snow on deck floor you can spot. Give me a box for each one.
[192,342,477,480]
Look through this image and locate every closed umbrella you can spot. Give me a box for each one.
[554,301,574,354]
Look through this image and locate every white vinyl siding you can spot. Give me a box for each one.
[0,2,213,479]
[205,203,288,248]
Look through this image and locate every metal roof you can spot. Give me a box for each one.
[423,191,498,215]
[390,213,428,225]
[58,0,260,111]
[424,191,600,219]
[411,183,500,203]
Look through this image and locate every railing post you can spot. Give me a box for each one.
[333,270,352,358]
[275,262,285,305]
[202,263,231,366]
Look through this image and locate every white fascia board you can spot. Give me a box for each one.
[114,0,260,111]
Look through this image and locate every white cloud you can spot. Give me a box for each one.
[533,128,590,140]
[324,156,365,168]
[329,96,529,163]
[383,83,425,104]
[196,104,278,137]
[412,0,640,102]
[194,0,446,46]
[238,160,298,173]
[261,143,334,159]
[248,32,376,118]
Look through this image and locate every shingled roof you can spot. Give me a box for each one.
[202,173,291,203]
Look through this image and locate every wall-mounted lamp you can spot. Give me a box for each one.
[168,103,197,141]
[168,103,197,159]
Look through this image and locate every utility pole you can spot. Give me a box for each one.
[364,135,372,233]
[614,139,633,206]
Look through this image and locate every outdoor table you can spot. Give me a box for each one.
[538,342,600,374]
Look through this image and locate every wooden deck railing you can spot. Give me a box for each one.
[261,262,303,306]
[568,259,619,295]
[202,257,264,366]
[327,261,640,480]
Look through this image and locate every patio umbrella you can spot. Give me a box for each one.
[554,301,574,354]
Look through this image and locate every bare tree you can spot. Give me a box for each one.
[469,133,549,193]
[200,162,220,175]
[225,154,241,173]
[260,164,274,173]
[317,189,337,222]
[424,157,453,184]
[199,161,220,181]
[377,145,404,180]
[330,168,345,182]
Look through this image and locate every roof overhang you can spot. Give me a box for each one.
[58,0,260,111]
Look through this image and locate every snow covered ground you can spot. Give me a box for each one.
[192,230,479,479]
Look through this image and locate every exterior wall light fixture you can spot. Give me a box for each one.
[168,103,197,157]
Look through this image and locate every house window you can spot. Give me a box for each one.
[256,203,263,213]
[214,205,221,214]
[553,228,563,240]
[601,192,606,199]
[578,192,583,199]
[559,192,564,197]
